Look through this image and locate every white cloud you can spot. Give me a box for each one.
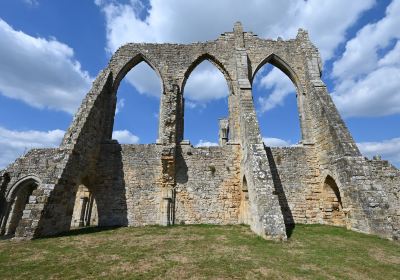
[23,0,39,6]
[115,98,125,114]
[256,67,296,113]
[112,129,139,144]
[357,137,400,167]
[263,137,291,147]
[195,140,218,147]
[124,62,162,98]
[96,0,374,106]
[332,66,400,117]
[0,19,92,114]
[184,61,229,104]
[332,1,400,117]
[0,127,64,169]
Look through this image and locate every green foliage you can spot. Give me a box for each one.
[0,224,398,279]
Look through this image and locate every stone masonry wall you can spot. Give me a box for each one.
[266,146,318,226]
[95,143,243,227]
[174,144,241,225]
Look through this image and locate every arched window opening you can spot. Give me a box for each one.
[112,61,162,144]
[183,60,230,146]
[239,176,250,225]
[70,184,98,229]
[321,176,346,226]
[3,179,38,236]
[252,63,300,147]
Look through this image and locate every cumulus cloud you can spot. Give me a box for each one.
[96,0,374,108]
[124,62,162,98]
[263,137,291,147]
[115,98,125,114]
[0,19,92,114]
[332,0,400,117]
[256,67,296,113]
[357,138,400,167]
[195,140,218,147]
[184,61,229,104]
[112,129,139,144]
[0,127,64,169]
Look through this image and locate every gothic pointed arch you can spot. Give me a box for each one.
[112,52,165,95]
[321,175,346,226]
[181,53,233,95]
[180,54,231,144]
[251,53,303,95]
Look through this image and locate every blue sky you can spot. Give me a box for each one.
[0,0,399,169]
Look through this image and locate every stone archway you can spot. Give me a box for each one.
[2,177,39,236]
[70,184,98,229]
[321,176,345,226]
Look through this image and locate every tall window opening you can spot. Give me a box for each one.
[252,62,300,147]
[183,60,230,147]
[112,61,162,144]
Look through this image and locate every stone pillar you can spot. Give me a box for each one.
[234,22,287,240]
[158,146,176,226]
[218,118,229,145]
[158,82,181,145]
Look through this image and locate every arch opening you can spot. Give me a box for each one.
[181,59,230,146]
[251,54,302,92]
[252,61,301,147]
[2,178,39,236]
[70,184,98,229]
[112,59,163,144]
[239,176,250,225]
[321,176,346,226]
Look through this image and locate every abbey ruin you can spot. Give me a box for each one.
[0,23,399,241]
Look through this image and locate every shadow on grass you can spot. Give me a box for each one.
[38,226,124,239]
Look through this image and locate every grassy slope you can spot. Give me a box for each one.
[0,224,399,280]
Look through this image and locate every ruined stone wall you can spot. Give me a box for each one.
[95,143,243,227]
[267,146,318,225]
[174,144,241,225]
[0,148,70,238]
[120,144,163,226]
[1,23,398,241]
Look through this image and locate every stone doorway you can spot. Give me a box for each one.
[321,176,345,226]
[70,185,98,228]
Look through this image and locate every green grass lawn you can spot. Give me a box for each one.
[0,224,399,279]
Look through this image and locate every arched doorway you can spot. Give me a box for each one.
[2,177,39,236]
[239,176,250,225]
[321,176,345,226]
[70,184,98,229]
